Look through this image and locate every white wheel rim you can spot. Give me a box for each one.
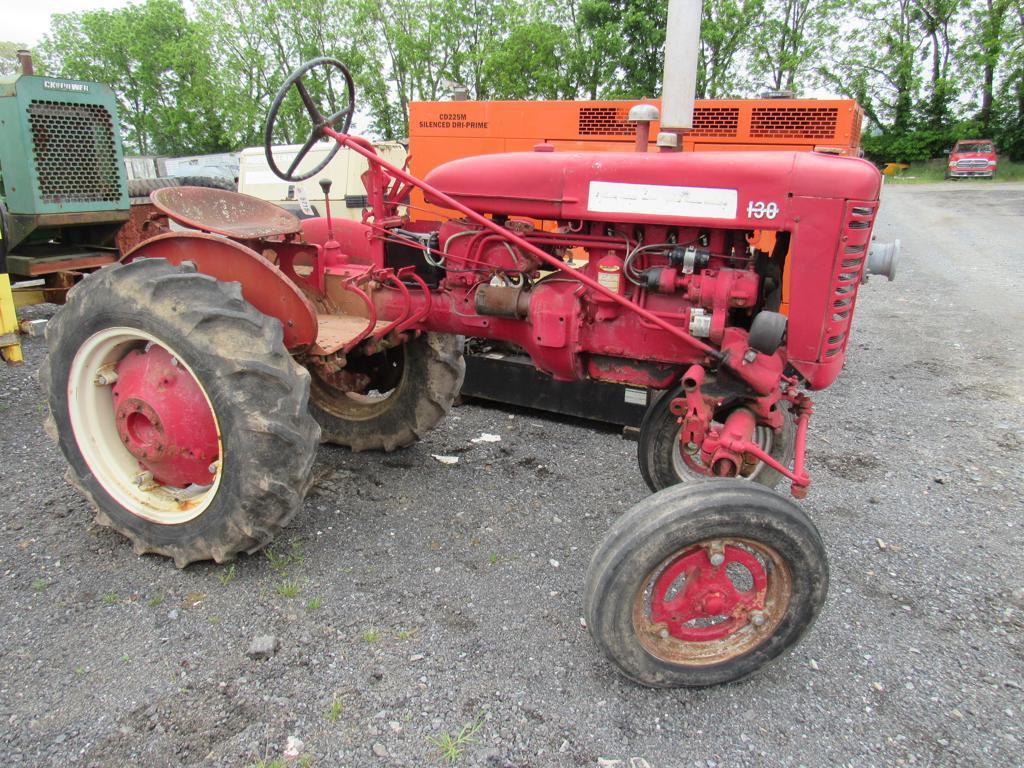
[67,327,223,525]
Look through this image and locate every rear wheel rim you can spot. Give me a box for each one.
[309,347,406,421]
[632,537,792,666]
[672,423,775,481]
[67,327,223,524]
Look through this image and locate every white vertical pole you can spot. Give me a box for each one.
[660,0,702,132]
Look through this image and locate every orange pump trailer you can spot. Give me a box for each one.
[406,97,866,425]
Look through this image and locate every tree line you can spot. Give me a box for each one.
[4,0,1021,162]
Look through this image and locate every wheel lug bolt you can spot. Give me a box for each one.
[659,628,670,639]
[93,363,118,386]
[710,553,725,567]
[750,610,766,626]
[208,461,220,475]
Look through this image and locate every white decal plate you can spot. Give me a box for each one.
[588,181,737,219]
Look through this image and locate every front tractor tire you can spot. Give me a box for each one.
[638,386,795,493]
[41,259,320,567]
[584,480,828,687]
[307,332,465,452]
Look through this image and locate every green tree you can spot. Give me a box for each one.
[698,0,763,98]
[40,0,228,155]
[751,0,843,94]
[199,0,365,147]
[912,0,962,130]
[0,42,30,76]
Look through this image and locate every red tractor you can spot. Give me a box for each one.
[41,57,895,688]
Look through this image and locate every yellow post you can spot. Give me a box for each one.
[1,272,24,364]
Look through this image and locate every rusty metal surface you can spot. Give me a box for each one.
[312,314,388,356]
[151,187,302,239]
[115,202,170,256]
[5,252,117,277]
[123,232,317,350]
[632,538,792,666]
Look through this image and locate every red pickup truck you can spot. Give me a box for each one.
[947,139,998,179]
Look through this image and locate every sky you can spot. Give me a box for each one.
[5,0,135,46]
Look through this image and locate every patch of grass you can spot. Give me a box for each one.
[265,539,305,574]
[361,629,380,644]
[395,627,418,641]
[884,158,1024,184]
[207,615,221,625]
[121,654,131,663]
[218,564,237,586]
[275,580,301,599]
[296,757,313,768]
[487,553,499,566]
[325,696,344,723]
[146,594,164,607]
[32,578,49,592]
[74,666,87,676]
[102,592,120,605]
[247,760,286,768]
[305,596,323,611]
[429,717,484,764]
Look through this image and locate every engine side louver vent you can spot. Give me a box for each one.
[823,201,877,359]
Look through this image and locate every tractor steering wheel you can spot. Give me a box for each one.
[264,57,356,182]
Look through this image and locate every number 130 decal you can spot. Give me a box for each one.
[746,200,779,219]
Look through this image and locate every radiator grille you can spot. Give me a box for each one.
[955,158,989,169]
[691,107,739,137]
[750,106,839,140]
[578,106,633,136]
[28,99,122,204]
[822,202,876,360]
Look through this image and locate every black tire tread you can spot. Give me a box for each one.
[126,177,182,197]
[312,332,465,452]
[584,480,828,687]
[41,258,319,567]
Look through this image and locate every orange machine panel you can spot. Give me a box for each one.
[408,98,863,220]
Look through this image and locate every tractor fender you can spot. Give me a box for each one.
[123,231,318,350]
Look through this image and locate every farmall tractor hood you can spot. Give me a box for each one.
[424,150,882,226]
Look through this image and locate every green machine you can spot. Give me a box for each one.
[1,52,130,362]
[0,53,128,286]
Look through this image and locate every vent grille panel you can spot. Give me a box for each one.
[28,99,122,204]
[750,106,839,140]
[821,201,877,362]
[578,106,633,136]
[691,107,739,137]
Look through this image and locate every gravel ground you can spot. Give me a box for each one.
[1,182,1022,768]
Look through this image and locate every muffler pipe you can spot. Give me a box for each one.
[865,239,899,281]
[475,284,531,319]
[660,0,702,134]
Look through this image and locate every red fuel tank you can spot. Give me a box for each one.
[423,150,881,228]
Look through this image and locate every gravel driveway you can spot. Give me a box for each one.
[1,182,1021,767]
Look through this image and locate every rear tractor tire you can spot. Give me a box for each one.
[584,480,828,687]
[638,386,795,493]
[307,332,465,451]
[40,258,320,567]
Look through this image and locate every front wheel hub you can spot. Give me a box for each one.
[111,345,218,487]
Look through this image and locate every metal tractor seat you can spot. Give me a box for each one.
[151,187,302,239]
